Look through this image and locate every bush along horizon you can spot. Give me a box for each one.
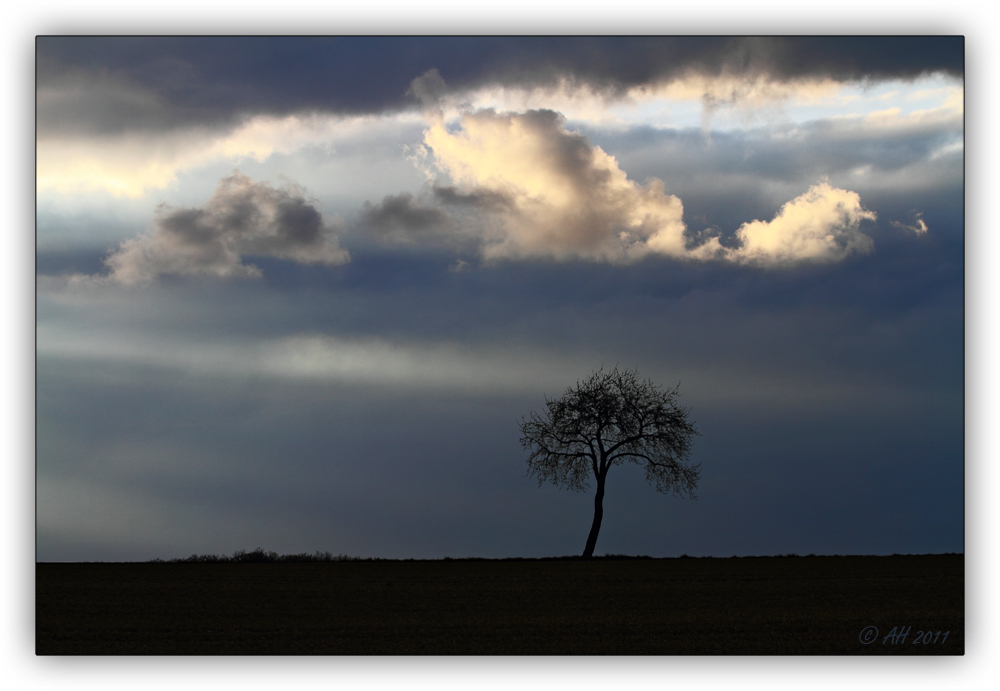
[148,548,367,563]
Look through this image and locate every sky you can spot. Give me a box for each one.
[35,36,965,563]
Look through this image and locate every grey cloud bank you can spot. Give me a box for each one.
[102,173,347,284]
[36,37,962,136]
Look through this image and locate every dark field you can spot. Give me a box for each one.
[36,554,963,655]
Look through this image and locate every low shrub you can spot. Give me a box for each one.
[157,549,365,563]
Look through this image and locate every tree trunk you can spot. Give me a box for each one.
[581,479,605,558]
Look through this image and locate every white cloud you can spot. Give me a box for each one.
[891,212,930,235]
[102,172,348,284]
[419,108,708,263]
[398,107,883,268]
[726,181,876,265]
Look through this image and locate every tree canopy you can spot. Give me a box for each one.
[519,366,700,557]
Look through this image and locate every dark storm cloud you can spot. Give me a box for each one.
[102,172,348,284]
[701,36,962,82]
[37,36,963,136]
[361,193,452,238]
[432,185,515,211]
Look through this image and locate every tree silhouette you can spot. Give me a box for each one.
[519,366,700,558]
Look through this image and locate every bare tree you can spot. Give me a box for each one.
[519,366,700,559]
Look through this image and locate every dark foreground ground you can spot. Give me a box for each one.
[36,554,963,655]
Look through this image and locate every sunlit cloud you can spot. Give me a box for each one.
[906,85,964,106]
[857,105,962,131]
[633,73,847,132]
[414,107,699,263]
[441,73,848,131]
[371,100,887,268]
[820,86,963,137]
[437,73,962,133]
[725,181,876,265]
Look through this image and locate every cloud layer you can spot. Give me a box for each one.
[367,106,879,267]
[36,39,962,201]
[103,173,348,284]
[79,108,886,282]
[37,37,963,136]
